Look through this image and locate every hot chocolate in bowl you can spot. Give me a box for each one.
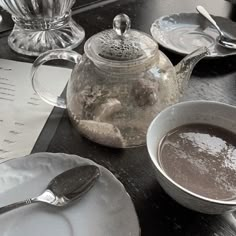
[146,100,236,214]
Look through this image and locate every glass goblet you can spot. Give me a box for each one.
[0,0,85,56]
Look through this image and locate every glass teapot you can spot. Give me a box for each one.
[31,14,209,148]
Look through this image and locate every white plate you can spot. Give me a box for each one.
[151,13,236,58]
[0,153,140,236]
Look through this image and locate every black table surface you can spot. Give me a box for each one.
[1,0,236,235]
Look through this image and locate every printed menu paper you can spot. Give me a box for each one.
[0,59,71,162]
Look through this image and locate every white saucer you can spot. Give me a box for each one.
[151,13,236,58]
[0,153,140,236]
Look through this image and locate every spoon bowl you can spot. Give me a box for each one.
[217,35,236,49]
[196,5,236,49]
[0,165,100,214]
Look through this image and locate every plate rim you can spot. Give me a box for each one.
[0,152,141,236]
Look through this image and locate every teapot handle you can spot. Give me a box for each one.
[31,49,82,109]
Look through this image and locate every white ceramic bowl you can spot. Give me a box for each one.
[146,100,236,214]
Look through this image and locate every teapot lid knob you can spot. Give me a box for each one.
[113,14,131,37]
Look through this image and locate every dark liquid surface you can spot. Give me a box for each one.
[158,124,236,200]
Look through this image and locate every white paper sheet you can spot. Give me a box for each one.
[0,59,71,162]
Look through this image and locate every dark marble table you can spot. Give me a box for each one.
[1,0,236,235]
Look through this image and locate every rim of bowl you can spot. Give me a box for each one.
[146,100,236,206]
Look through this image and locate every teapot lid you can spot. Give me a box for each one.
[84,14,158,67]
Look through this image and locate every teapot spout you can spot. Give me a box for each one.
[175,47,210,96]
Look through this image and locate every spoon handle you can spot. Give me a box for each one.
[0,199,34,215]
[196,5,223,36]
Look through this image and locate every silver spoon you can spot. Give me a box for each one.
[196,5,236,49]
[0,165,100,215]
